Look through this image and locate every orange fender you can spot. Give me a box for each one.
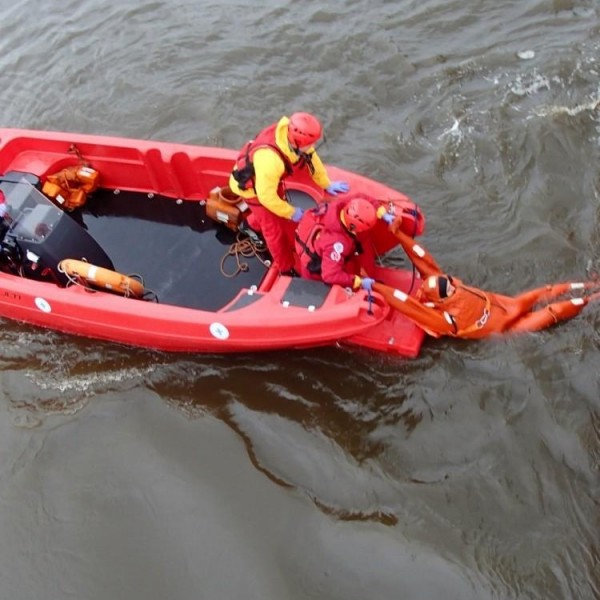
[58,259,144,298]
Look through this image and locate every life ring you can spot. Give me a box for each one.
[58,259,145,298]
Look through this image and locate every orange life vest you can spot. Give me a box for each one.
[294,204,328,275]
[42,165,99,211]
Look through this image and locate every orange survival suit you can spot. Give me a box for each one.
[373,221,599,339]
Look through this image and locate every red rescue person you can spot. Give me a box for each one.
[229,112,349,275]
[295,196,395,292]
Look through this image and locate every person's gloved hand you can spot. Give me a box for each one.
[325,181,350,196]
[291,207,304,222]
[381,212,395,225]
[360,277,375,291]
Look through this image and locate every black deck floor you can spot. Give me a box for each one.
[76,190,269,311]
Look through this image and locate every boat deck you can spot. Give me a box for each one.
[77,189,270,311]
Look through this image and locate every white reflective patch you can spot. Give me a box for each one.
[209,322,230,340]
[88,266,98,281]
[35,297,51,313]
[413,244,425,258]
[427,276,437,289]
[330,251,341,262]
[443,311,453,324]
[571,297,585,306]
[392,289,408,302]
[423,302,436,308]
[570,282,584,290]
[333,242,344,253]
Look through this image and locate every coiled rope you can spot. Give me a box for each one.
[220,235,271,278]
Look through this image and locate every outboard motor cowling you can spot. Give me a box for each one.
[0,178,113,285]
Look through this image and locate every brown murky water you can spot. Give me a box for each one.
[0,1,599,598]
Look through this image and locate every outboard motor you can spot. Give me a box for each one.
[0,177,113,285]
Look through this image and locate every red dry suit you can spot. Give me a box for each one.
[228,116,332,273]
[294,197,377,289]
[373,223,599,338]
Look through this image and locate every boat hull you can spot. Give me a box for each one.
[0,270,391,353]
[0,128,426,357]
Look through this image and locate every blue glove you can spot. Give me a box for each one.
[325,181,350,196]
[291,206,304,223]
[381,212,395,225]
[360,277,375,291]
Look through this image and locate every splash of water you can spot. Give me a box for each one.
[534,96,600,118]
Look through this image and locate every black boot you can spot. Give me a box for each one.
[238,220,265,249]
[280,268,299,278]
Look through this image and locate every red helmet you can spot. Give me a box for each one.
[342,198,377,234]
[287,112,322,148]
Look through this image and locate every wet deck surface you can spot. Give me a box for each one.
[78,190,269,311]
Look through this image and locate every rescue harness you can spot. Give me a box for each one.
[439,282,493,336]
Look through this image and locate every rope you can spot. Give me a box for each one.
[219,234,270,278]
[406,202,420,294]
[60,269,97,293]
[366,289,374,315]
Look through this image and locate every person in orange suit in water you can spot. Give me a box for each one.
[373,220,600,339]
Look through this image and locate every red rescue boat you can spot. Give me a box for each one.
[0,128,426,357]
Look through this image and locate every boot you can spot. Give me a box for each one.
[280,268,299,278]
[238,220,265,249]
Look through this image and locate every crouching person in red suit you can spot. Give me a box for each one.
[294,196,395,292]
